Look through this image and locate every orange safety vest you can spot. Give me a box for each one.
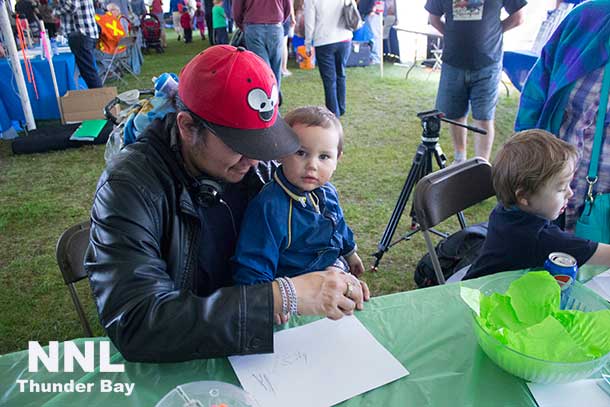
[95,12,126,54]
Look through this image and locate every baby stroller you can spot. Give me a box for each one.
[103,73,178,164]
[140,13,164,53]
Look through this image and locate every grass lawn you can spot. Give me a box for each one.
[0,31,521,354]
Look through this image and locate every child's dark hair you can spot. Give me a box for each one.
[284,106,344,155]
[493,129,578,206]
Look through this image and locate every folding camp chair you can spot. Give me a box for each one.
[95,12,130,84]
[56,221,94,337]
[115,36,140,79]
[413,158,495,284]
[96,48,125,85]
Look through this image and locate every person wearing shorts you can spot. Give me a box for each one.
[425,0,526,163]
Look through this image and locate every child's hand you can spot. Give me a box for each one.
[274,313,290,325]
[346,253,365,277]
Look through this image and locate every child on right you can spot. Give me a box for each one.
[212,0,228,45]
[465,129,610,279]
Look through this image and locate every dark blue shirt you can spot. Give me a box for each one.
[424,0,527,69]
[465,204,598,279]
[232,166,356,285]
[195,179,251,296]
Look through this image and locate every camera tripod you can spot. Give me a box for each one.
[372,110,487,270]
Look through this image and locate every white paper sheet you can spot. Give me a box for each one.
[228,316,409,407]
[527,379,610,407]
[585,269,610,302]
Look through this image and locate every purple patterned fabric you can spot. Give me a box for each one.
[515,0,610,133]
[558,66,610,231]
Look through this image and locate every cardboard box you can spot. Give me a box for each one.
[60,87,118,124]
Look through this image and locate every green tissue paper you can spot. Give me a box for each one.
[461,271,610,363]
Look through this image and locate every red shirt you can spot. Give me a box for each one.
[232,0,291,28]
[180,12,191,29]
[151,0,163,14]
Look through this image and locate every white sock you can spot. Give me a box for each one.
[454,151,466,163]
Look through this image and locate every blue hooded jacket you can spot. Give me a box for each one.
[232,166,356,285]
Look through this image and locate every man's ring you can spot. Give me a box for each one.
[345,281,354,298]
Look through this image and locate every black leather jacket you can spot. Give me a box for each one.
[86,114,275,362]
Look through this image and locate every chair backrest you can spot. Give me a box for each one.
[96,13,127,54]
[56,221,91,285]
[117,35,137,47]
[56,221,94,336]
[414,158,495,231]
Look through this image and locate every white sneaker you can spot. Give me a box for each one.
[451,159,466,166]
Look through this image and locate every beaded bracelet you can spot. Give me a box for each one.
[276,277,289,316]
[285,277,298,316]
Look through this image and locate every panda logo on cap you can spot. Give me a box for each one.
[247,85,279,122]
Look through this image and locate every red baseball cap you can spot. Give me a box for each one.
[178,45,299,161]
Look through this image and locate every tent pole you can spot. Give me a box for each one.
[38,19,62,119]
[0,0,36,131]
[380,7,383,78]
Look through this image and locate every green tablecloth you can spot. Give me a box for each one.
[1,271,540,406]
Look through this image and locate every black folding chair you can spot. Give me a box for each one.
[413,158,495,284]
[56,221,94,337]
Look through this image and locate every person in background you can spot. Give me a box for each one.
[180,5,193,42]
[358,0,383,64]
[204,0,214,44]
[465,130,610,280]
[193,2,206,40]
[232,0,292,89]
[515,0,610,233]
[304,0,352,117]
[114,0,130,16]
[130,0,146,16]
[15,0,41,39]
[233,107,366,311]
[280,0,295,77]
[106,2,122,18]
[383,0,400,61]
[53,0,102,88]
[105,2,128,32]
[212,0,228,44]
[38,0,58,38]
[151,0,167,47]
[173,0,185,41]
[294,0,304,38]
[86,46,368,362]
[425,0,526,164]
[94,0,105,13]
[222,0,233,33]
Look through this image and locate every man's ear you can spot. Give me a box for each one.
[176,111,197,146]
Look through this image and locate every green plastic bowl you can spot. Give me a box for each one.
[472,272,610,383]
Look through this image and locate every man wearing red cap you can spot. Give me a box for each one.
[86,45,368,362]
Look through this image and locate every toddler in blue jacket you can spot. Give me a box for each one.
[232,106,364,286]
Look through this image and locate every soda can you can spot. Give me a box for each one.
[544,252,578,309]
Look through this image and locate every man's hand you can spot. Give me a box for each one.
[291,268,370,319]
